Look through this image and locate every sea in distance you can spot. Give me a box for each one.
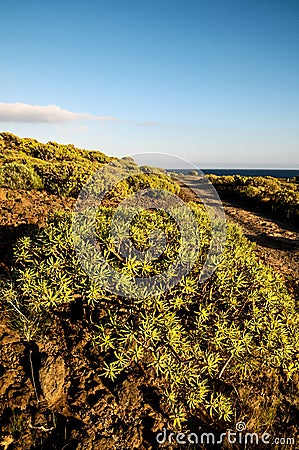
[166,169,299,179]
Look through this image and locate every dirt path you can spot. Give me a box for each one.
[178,175,299,299]
[223,199,299,296]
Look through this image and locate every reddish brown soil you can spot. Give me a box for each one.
[0,188,74,275]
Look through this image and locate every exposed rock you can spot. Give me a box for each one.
[39,355,69,407]
[0,188,7,201]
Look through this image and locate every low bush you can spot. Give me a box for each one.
[210,174,299,224]
[0,133,180,200]
[1,203,298,433]
[0,162,43,190]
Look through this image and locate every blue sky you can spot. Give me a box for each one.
[0,0,298,167]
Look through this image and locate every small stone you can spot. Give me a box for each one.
[39,355,68,407]
[20,197,32,208]
[0,189,7,201]
[30,217,39,225]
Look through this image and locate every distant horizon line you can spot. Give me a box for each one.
[165,167,299,171]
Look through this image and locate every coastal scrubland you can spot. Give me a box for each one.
[0,134,298,449]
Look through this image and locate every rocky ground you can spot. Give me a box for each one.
[0,186,298,449]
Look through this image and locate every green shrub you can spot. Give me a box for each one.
[210,174,299,224]
[0,162,43,190]
[247,176,281,192]
[0,132,110,163]
[33,161,96,196]
[140,165,166,174]
[1,204,297,432]
[0,133,178,199]
[0,132,111,196]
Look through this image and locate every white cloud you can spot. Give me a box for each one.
[0,102,117,123]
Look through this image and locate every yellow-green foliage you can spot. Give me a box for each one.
[0,161,43,190]
[1,133,297,433]
[0,133,180,198]
[210,174,299,223]
[0,132,110,163]
[2,204,298,431]
[0,132,110,195]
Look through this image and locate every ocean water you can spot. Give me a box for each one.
[166,169,299,178]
